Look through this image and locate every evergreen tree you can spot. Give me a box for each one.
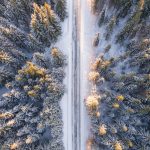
[86,1,150,149]
[0,16,44,87]
[3,0,33,31]
[31,3,61,47]
[0,48,66,149]
[55,0,67,21]
[0,49,27,87]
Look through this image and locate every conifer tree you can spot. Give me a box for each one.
[0,0,5,17]
[0,49,27,86]
[55,0,67,21]
[31,3,61,47]
[86,1,150,149]
[0,16,44,87]
[0,48,66,149]
[4,0,33,31]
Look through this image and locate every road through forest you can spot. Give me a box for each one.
[56,0,99,149]
[72,0,99,148]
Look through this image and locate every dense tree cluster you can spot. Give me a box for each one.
[87,0,150,149]
[0,0,67,149]
[31,3,61,47]
[0,0,67,88]
[0,48,66,149]
[0,15,44,87]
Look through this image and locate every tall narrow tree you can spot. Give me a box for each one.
[31,3,61,47]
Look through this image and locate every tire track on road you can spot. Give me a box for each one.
[72,0,81,149]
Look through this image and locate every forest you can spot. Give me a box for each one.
[0,0,67,149]
[0,0,149,150]
[86,0,150,150]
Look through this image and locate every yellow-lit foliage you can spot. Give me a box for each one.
[99,124,107,135]
[116,95,124,101]
[10,142,19,150]
[34,85,41,91]
[128,140,133,148]
[44,2,55,23]
[141,38,150,49]
[144,53,149,59]
[114,141,123,150]
[33,3,41,14]
[39,77,46,83]
[6,120,16,127]
[30,12,37,29]
[88,71,100,82]
[27,90,37,97]
[0,112,14,119]
[25,136,33,144]
[113,103,120,109]
[101,60,111,68]
[0,51,11,63]
[91,57,111,71]
[51,47,60,58]
[139,0,145,10]
[96,111,100,117]
[91,58,101,70]
[16,77,22,81]
[22,62,46,77]
[86,94,100,110]
[31,2,61,46]
[86,138,93,150]
[31,3,42,29]
[31,2,56,30]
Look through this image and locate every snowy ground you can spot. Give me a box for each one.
[54,0,100,149]
[53,0,73,149]
[79,0,100,149]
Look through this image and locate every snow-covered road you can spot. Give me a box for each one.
[55,0,99,149]
[54,0,73,149]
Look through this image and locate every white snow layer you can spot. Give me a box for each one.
[80,0,100,149]
[53,0,73,150]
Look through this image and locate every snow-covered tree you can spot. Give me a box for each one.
[46,0,67,21]
[0,16,44,87]
[86,1,150,149]
[55,0,67,21]
[3,0,33,31]
[0,48,66,149]
[31,3,61,47]
[0,49,27,87]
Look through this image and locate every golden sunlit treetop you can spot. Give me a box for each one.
[86,94,100,110]
[116,95,125,101]
[114,142,123,150]
[88,71,100,82]
[99,124,107,135]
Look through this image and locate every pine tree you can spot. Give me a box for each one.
[55,0,67,21]
[31,3,61,47]
[0,48,66,149]
[4,0,33,31]
[0,16,44,87]
[86,1,150,149]
[0,49,27,86]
